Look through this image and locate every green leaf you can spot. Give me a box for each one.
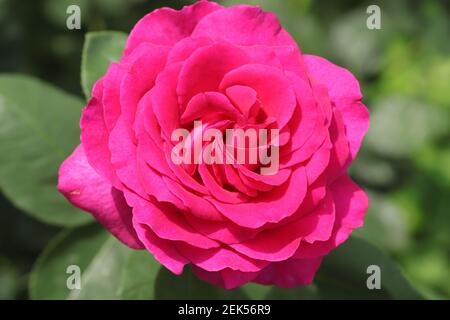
[314,237,423,299]
[241,282,319,300]
[153,268,319,300]
[264,285,319,300]
[0,74,92,226]
[0,256,20,300]
[154,267,248,300]
[81,31,127,99]
[30,224,131,299]
[241,283,271,300]
[118,250,161,300]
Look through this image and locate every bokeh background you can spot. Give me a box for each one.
[0,0,449,299]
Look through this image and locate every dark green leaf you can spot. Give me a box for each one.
[264,285,319,300]
[155,267,248,300]
[0,74,91,226]
[118,250,161,300]
[81,31,127,99]
[30,224,131,299]
[315,237,423,299]
[0,256,20,300]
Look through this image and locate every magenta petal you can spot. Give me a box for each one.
[151,63,182,139]
[192,4,298,48]
[304,55,362,102]
[198,163,248,204]
[134,102,176,179]
[230,193,335,261]
[280,128,328,168]
[184,213,259,245]
[225,85,257,115]
[241,45,307,77]
[125,192,219,250]
[208,167,307,228]
[294,174,368,259]
[167,36,213,65]
[135,156,186,210]
[125,0,221,53]
[120,44,170,136]
[284,74,321,152]
[222,165,258,197]
[81,79,121,187]
[220,64,297,129]
[108,117,146,197]
[237,164,291,186]
[162,176,225,222]
[337,101,370,160]
[181,91,241,124]
[101,63,126,132]
[255,257,322,287]
[304,137,332,185]
[324,108,351,182]
[58,145,143,249]
[192,266,259,290]
[162,142,210,195]
[177,43,250,109]
[176,243,268,273]
[304,55,369,159]
[132,220,188,275]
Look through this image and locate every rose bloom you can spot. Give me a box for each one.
[58,0,369,289]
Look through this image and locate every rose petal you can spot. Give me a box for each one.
[304,55,369,159]
[58,145,142,249]
[230,193,335,261]
[220,64,297,129]
[132,221,188,275]
[192,266,259,290]
[126,192,219,250]
[255,257,322,287]
[176,243,268,273]
[177,43,250,109]
[192,4,298,48]
[181,91,241,124]
[81,79,120,186]
[294,174,368,259]
[125,1,221,53]
[208,166,307,228]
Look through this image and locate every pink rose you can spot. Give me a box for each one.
[58,1,369,289]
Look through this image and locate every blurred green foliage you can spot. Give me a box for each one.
[0,0,449,299]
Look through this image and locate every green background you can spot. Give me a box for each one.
[0,0,449,299]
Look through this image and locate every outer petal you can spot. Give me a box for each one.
[58,145,143,249]
[192,266,259,290]
[176,243,268,273]
[255,257,323,288]
[125,0,222,53]
[230,193,335,262]
[133,221,188,275]
[304,55,369,159]
[294,174,368,259]
[192,4,298,48]
[81,79,120,186]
